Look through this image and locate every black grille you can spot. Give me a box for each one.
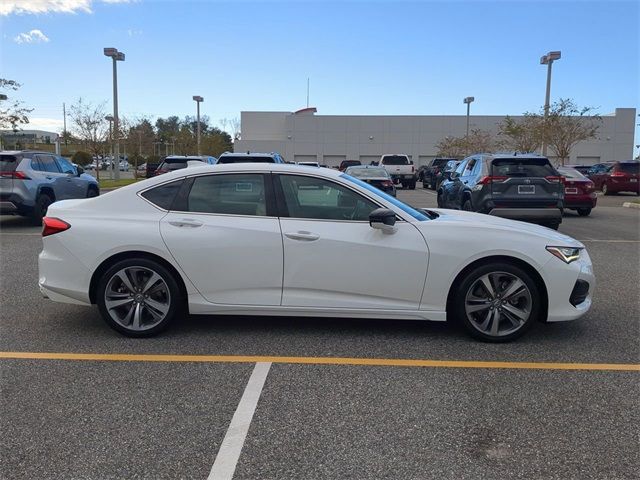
[570,280,590,307]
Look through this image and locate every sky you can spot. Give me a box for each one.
[1,0,639,153]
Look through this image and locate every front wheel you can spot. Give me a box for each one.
[577,208,591,216]
[462,198,473,211]
[602,183,611,195]
[451,263,540,342]
[97,258,182,337]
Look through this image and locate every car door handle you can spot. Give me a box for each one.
[284,231,320,241]
[169,219,203,228]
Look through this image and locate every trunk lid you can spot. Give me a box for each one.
[490,157,563,208]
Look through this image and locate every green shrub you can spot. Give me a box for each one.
[71,151,92,166]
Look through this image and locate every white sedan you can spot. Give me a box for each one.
[38,163,594,342]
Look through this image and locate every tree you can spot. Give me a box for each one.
[71,151,92,166]
[69,98,109,159]
[126,118,156,157]
[0,78,33,130]
[220,117,241,141]
[155,116,180,142]
[435,135,467,159]
[497,115,544,153]
[435,129,500,158]
[544,99,600,165]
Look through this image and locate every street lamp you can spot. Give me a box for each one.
[463,96,475,138]
[540,50,561,156]
[103,47,125,180]
[105,115,114,180]
[193,95,204,156]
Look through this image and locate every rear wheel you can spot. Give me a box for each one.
[31,193,53,225]
[462,198,473,211]
[577,207,592,216]
[97,258,182,337]
[409,180,416,190]
[602,183,612,195]
[451,263,540,342]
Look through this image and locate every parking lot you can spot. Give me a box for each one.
[1,187,638,479]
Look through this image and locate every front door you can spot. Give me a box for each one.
[160,173,283,306]
[276,174,428,310]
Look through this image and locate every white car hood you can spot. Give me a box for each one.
[427,208,584,247]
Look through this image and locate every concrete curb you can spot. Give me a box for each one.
[622,202,640,209]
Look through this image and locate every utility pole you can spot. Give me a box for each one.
[63,102,67,145]
[540,51,561,156]
[192,96,203,156]
[306,77,310,108]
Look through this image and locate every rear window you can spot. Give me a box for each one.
[557,167,586,179]
[432,159,450,167]
[617,163,639,174]
[491,158,557,178]
[0,155,18,172]
[159,161,188,171]
[382,155,409,165]
[140,180,184,210]
[217,156,274,164]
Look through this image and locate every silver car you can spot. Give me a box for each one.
[0,150,99,223]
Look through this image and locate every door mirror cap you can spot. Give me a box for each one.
[369,208,397,233]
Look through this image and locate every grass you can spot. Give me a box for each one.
[97,178,141,189]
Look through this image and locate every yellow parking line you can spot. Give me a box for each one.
[0,351,638,371]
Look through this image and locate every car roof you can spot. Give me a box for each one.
[218,152,278,157]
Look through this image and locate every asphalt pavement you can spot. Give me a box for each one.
[1,185,638,479]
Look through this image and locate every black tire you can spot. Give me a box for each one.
[450,262,540,342]
[409,181,416,190]
[543,221,560,230]
[602,183,611,195]
[577,208,591,216]
[462,198,473,211]
[31,193,53,225]
[437,193,444,208]
[422,180,429,189]
[87,186,99,198]
[96,258,183,337]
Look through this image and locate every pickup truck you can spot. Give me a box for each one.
[378,154,416,189]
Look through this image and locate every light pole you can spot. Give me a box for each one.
[463,96,474,139]
[192,96,204,155]
[103,47,125,180]
[540,50,561,156]
[105,115,114,180]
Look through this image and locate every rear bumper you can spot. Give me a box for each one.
[607,180,639,193]
[488,208,562,222]
[564,194,597,209]
[0,195,34,216]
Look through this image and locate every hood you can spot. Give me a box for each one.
[427,208,584,247]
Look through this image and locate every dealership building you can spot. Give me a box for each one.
[235,107,637,167]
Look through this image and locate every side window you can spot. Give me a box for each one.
[56,157,76,174]
[463,159,477,176]
[36,155,61,173]
[141,180,184,210]
[187,174,267,216]
[278,175,378,221]
[31,158,43,171]
[454,160,468,176]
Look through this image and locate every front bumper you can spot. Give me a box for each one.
[543,249,595,322]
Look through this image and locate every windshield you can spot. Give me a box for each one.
[341,174,429,221]
[557,167,586,179]
[382,156,409,165]
[345,167,389,178]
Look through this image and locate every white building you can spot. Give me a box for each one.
[235,107,636,167]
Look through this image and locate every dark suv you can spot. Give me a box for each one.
[419,158,457,190]
[154,155,217,176]
[0,150,99,223]
[437,153,564,229]
[216,152,285,164]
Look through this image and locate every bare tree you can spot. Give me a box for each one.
[0,78,33,130]
[69,98,109,159]
[220,117,241,141]
[544,99,601,165]
[435,129,500,158]
[435,136,467,159]
[497,115,544,153]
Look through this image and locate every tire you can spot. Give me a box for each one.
[96,258,183,337]
[31,193,53,225]
[409,180,416,190]
[450,262,540,342]
[437,193,444,208]
[543,221,560,230]
[602,183,611,195]
[577,208,591,216]
[422,180,429,189]
[87,186,99,198]
[462,198,473,211]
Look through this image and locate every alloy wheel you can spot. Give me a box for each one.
[464,271,532,337]
[104,266,171,331]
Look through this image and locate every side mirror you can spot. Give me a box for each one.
[369,208,397,234]
[76,166,84,176]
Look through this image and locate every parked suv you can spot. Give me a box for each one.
[437,153,563,229]
[216,152,285,164]
[154,155,217,176]
[0,150,99,223]
[419,158,457,190]
[589,161,639,195]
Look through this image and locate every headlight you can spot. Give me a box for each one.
[546,246,582,264]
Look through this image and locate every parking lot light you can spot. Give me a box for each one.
[540,51,561,156]
[193,96,204,156]
[103,47,125,180]
[463,96,475,139]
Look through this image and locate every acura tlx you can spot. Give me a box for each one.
[38,163,594,342]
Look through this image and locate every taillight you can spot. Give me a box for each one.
[478,176,508,184]
[411,165,415,173]
[610,171,626,177]
[0,171,30,180]
[42,217,71,237]
[584,181,595,192]
[381,180,394,187]
[546,176,564,184]
[154,169,168,176]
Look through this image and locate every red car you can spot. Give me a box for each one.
[589,161,640,195]
[557,166,597,216]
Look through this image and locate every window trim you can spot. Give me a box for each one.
[273,172,391,223]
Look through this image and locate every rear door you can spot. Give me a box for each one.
[490,157,562,208]
[55,156,86,198]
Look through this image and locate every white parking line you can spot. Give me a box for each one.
[208,362,272,480]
